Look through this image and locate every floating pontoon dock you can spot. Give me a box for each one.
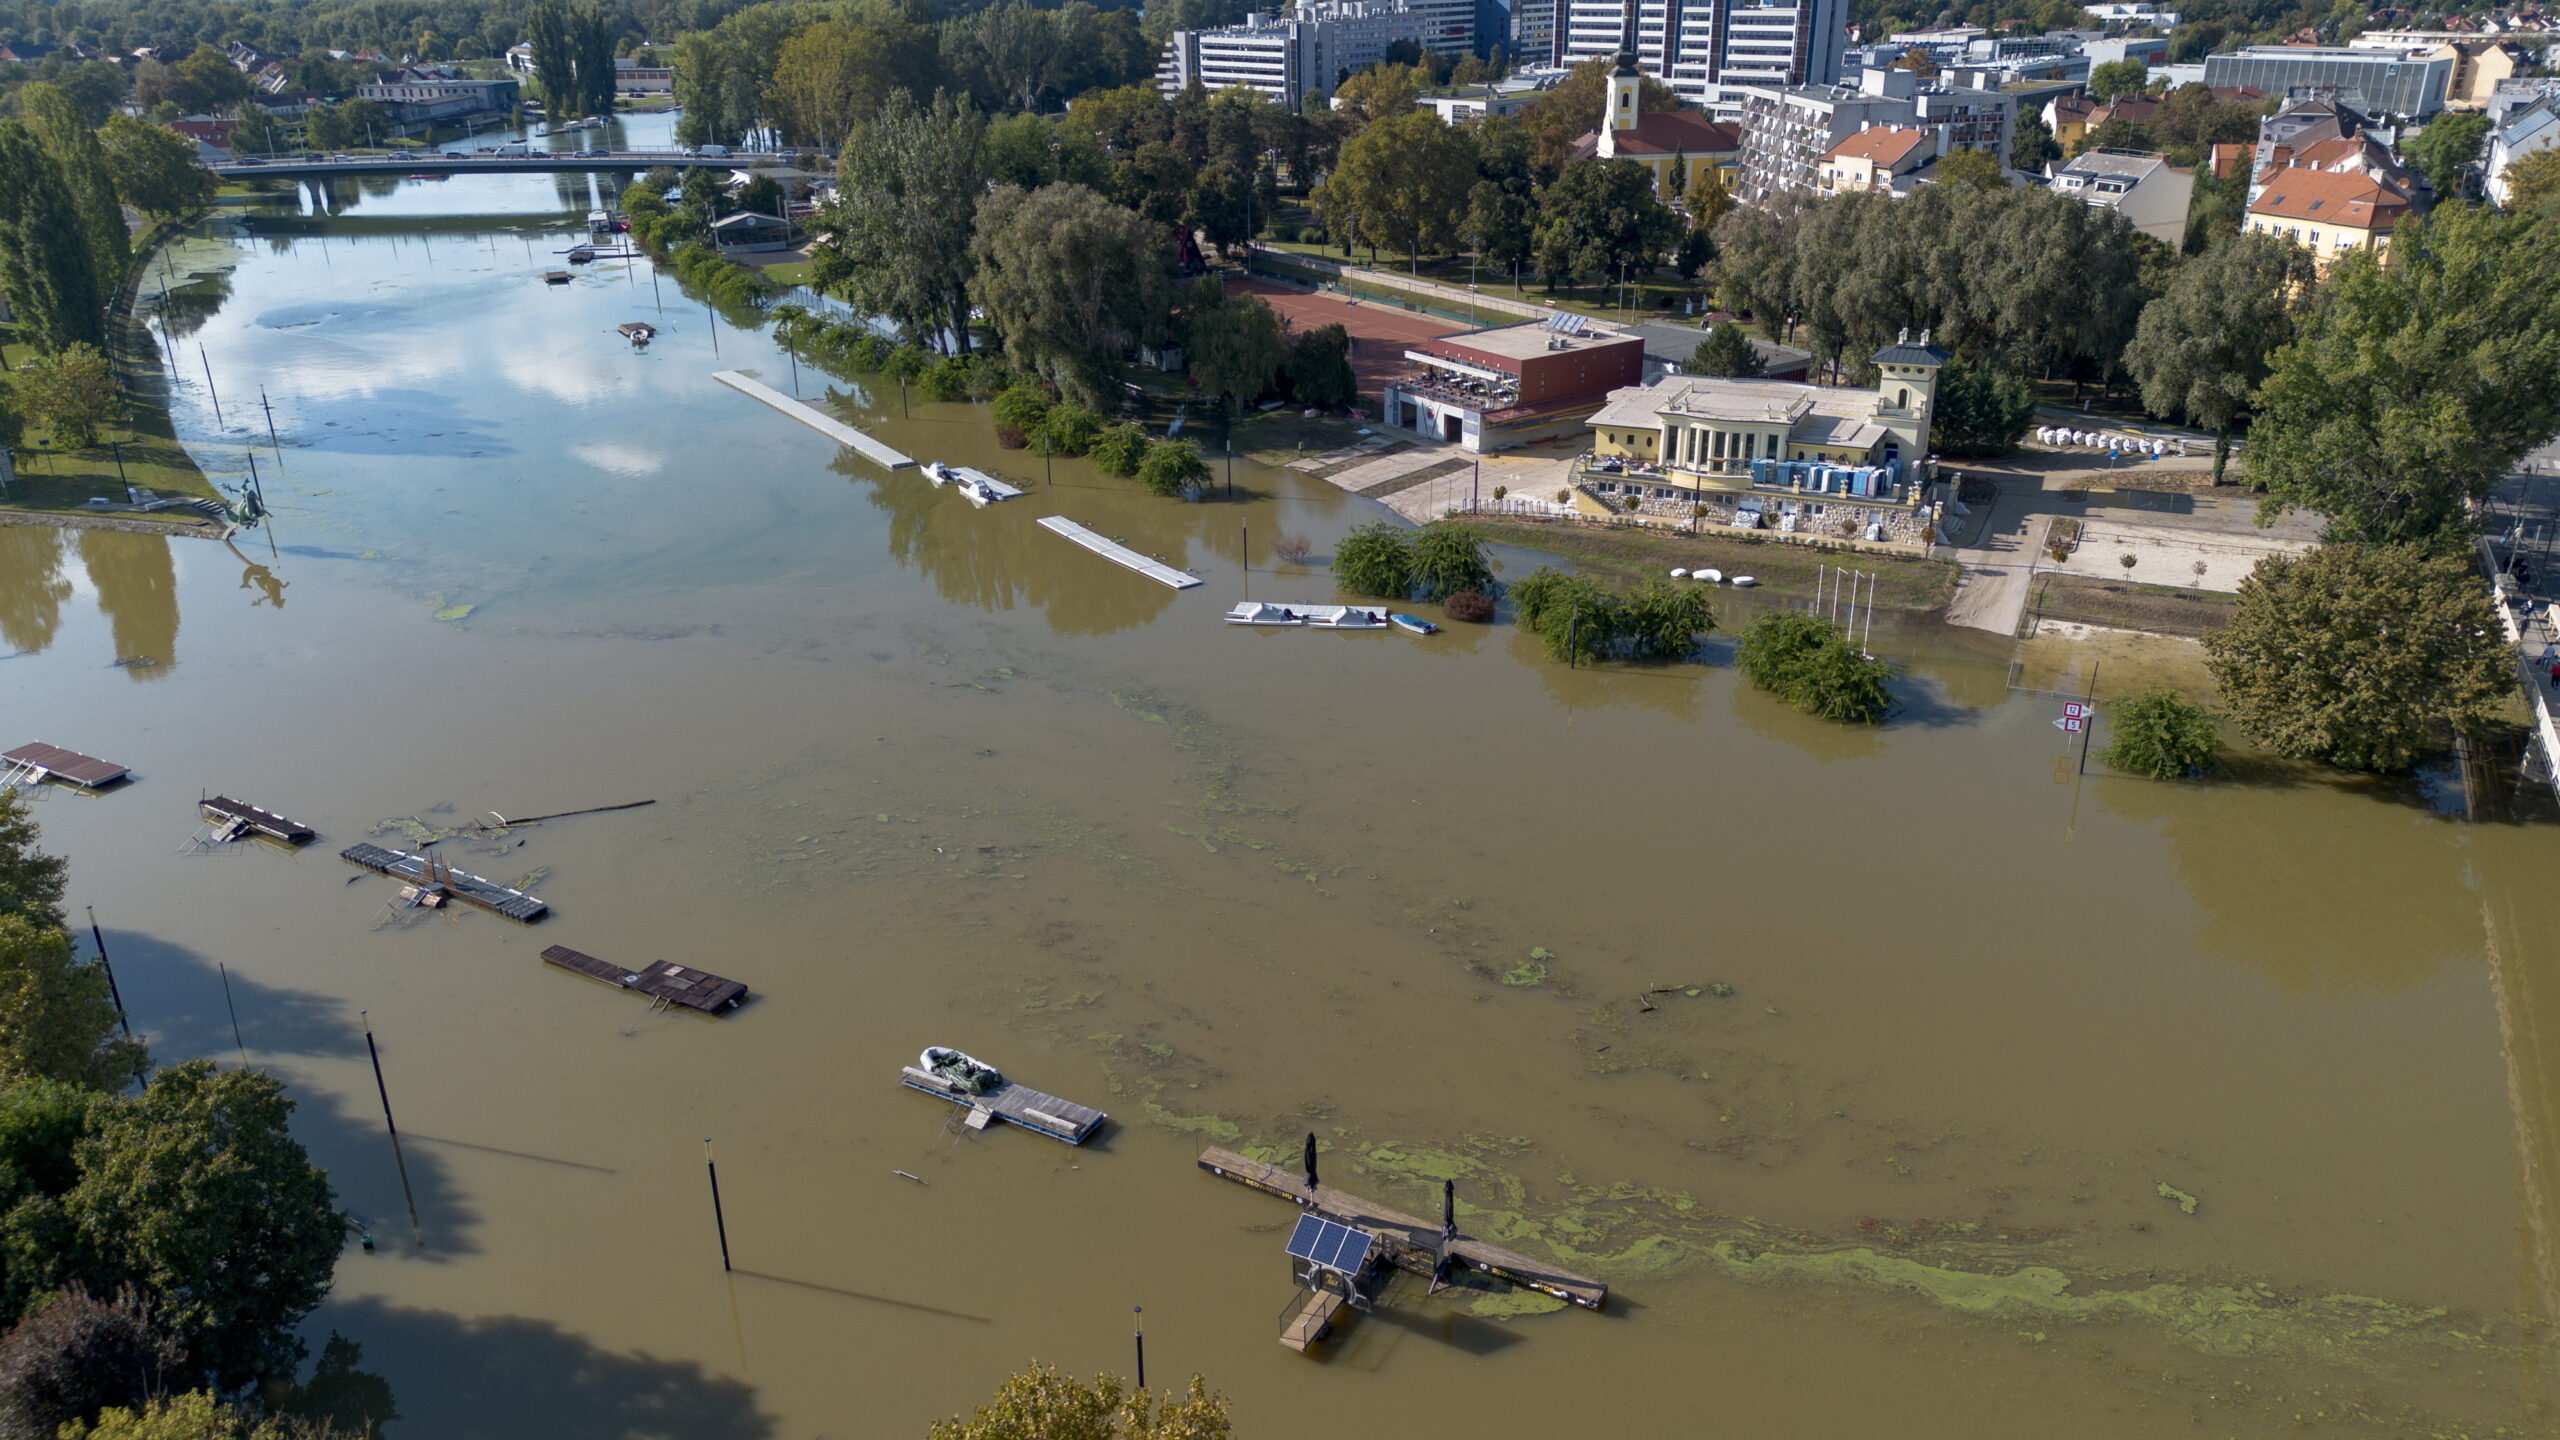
[901,1063,1108,1144]
[713,370,916,470]
[540,945,747,1014]
[339,843,550,923]
[2,743,129,790]
[1035,517,1202,589]
[200,795,315,845]
[1198,1146,1607,1310]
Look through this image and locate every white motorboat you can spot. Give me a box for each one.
[920,1046,1004,1095]
[924,460,958,487]
[1389,613,1438,635]
[952,467,1021,506]
[1226,602,1306,626]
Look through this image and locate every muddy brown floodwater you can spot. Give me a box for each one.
[6,161,2558,1440]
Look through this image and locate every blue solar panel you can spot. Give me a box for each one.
[1285,1214,1372,1275]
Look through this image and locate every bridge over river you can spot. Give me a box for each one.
[211,150,803,180]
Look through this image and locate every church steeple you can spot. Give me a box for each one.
[1600,11,1642,155]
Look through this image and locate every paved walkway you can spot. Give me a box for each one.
[1944,507,2049,635]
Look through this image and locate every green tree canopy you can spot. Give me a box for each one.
[1332,522,1415,598]
[98,118,215,219]
[2123,230,2312,482]
[1184,293,1286,415]
[2101,687,2219,779]
[1320,109,1476,271]
[0,793,67,930]
[2249,202,2560,543]
[1931,147,2007,190]
[1531,157,1681,289]
[2503,147,2560,212]
[816,90,988,354]
[927,1363,1229,1440]
[1929,359,2037,457]
[67,1062,341,1390]
[2404,112,2490,198]
[1285,323,1356,410]
[17,345,120,451]
[970,182,1172,407]
[15,85,128,293]
[1734,612,1893,722]
[2087,58,2152,103]
[1133,439,1211,498]
[1689,321,1766,377]
[0,916,144,1091]
[0,121,110,356]
[1408,521,1494,601]
[2203,543,2513,772]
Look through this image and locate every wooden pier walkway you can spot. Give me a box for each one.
[713,371,916,470]
[539,945,747,1014]
[201,795,315,845]
[1197,1147,1607,1310]
[901,1065,1107,1144]
[1036,517,1202,589]
[339,843,550,923]
[2,742,129,789]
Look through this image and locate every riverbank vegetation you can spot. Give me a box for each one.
[929,1362,1229,1440]
[1332,520,1495,602]
[1733,612,1894,723]
[2102,686,2220,780]
[2205,542,2513,774]
[1510,567,1716,666]
[0,793,361,1439]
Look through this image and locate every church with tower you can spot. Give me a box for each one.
[1565,33,1742,199]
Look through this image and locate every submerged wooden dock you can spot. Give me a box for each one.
[540,945,747,1014]
[339,843,550,923]
[901,1065,1107,1145]
[713,370,916,470]
[201,795,315,845]
[1036,517,1202,589]
[3,742,129,789]
[1198,1146,1607,1311]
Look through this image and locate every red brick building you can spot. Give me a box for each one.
[1380,317,1648,453]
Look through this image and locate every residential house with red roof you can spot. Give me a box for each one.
[2245,167,2412,270]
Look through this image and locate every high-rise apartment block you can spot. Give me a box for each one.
[1554,0,1848,115]
[1157,1,1480,110]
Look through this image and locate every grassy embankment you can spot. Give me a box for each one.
[2027,573,2238,638]
[1470,514,1960,615]
[1,219,227,528]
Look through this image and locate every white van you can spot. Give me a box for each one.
[691,144,729,158]
[495,142,531,156]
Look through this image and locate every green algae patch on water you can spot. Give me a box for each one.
[1468,1287,1569,1320]
[1139,1102,1242,1145]
[2157,1181,2201,1214]
[1504,947,1553,987]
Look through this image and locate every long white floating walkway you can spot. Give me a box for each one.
[713,370,915,470]
[1036,516,1202,589]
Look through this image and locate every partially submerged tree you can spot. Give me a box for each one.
[1734,612,1893,723]
[927,1362,1229,1440]
[970,183,1173,406]
[1407,521,1494,601]
[2204,542,2512,772]
[2100,687,2220,779]
[817,91,988,354]
[1331,522,1415,598]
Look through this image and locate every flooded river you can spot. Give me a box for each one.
[7,135,2559,1438]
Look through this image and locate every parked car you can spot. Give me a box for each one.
[389,150,417,159]
[234,156,264,165]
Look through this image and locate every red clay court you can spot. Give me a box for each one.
[1225,275,1472,402]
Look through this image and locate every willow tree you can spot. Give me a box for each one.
[2123,231,2312,483]
[15,84,127,291]
[816,90,987,351]
[969,182,1171,405]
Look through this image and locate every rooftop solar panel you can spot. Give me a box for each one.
[1285,1214,1373,1275]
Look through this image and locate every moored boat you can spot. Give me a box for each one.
[1226,602,1305,626]
[1306,605,1390,630]
[1389,613,1438,635]
[924,460,958,487]
[920,1046,1003,1095]
[567,245,597,264]
[617,322,656,344]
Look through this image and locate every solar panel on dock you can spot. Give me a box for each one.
[1286,1214,1373,1276]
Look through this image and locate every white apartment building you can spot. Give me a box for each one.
[1733,66,2016,200]
[1560,0,1849,116]
[2046,148,2195,243]
[1158,1,1478,107]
